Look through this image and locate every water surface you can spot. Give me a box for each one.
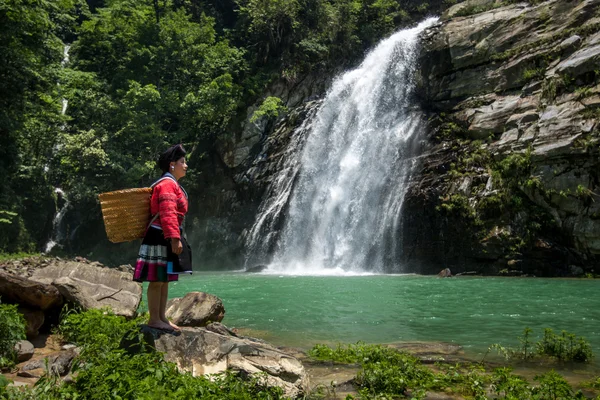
[168,273,600,365]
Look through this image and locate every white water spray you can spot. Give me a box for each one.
[246,18,438,275]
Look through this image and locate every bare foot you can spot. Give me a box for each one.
[163,319,181,331]
[147,320,174,331]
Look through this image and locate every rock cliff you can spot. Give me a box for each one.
[406,0,600,274]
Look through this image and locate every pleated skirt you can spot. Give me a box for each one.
[133,227,179,282]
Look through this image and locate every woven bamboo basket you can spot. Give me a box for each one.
[98,188,152,243]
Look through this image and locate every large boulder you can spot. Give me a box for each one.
[165,292,225,327]
[18,307,45,338]
[0,270,63,311]
[147,326,308,398]
[30,261,142,318]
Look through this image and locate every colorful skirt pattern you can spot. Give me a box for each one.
[133,227,179,282]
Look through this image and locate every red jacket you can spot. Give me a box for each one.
[150,177,188,239]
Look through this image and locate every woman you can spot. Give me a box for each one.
[133,144,190,331]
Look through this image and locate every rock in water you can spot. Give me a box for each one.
[165,292,225,327]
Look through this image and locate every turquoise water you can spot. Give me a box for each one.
[165,273,600,361]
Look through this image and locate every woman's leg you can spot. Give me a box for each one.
[147,282,172,330]
[159,282,180,330]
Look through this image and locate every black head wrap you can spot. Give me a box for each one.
[158,144,186,173]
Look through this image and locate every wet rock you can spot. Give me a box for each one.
[246,264,267,273]
[165,292,225,327]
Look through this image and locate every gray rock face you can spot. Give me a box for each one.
[30,262,142,318]
[408,0,600,274]
[0,270,63,311]
[152,327,309,398]
[165,292,225,327]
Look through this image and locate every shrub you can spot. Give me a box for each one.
[0,303,26,368]
[488,327,593,363]
[3,308,286,399]
[533,370,585,400]
[490,367,530,399]
[310,342,435,397]
[57,307,149,365]
[536,328,593,362]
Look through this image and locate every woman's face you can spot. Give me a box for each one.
[170,157,187,180]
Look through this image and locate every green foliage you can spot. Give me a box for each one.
[533,370,585,400]
[0,303,26,368]
[0,253,41,262]
[2,308,285,399]
[311,338,592,400]
[309,342,435,398]
[522,68,545,82]
[250,96,287,123]
[0,211,16,225]
[536,328,593,362]
[58,308,145,358]
[489,328,593,363]
[490,367,531,399]
[1,0,450,253]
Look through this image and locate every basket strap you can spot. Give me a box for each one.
[146,212,160,233]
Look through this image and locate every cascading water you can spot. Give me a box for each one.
[246,18,438,274]
[44,188,70,253]
[44,44,71,253]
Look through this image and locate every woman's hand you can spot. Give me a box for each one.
[171,238,183,255]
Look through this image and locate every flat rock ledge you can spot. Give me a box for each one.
[137,325,309,398]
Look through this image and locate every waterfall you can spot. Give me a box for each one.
[246,18,438,274]
[61,44,70,116]
[44,44,71,253]
[44,188,70,253]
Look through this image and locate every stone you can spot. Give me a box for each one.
[20,349,78,376]
[559,35,582,53]
[437,268,452,277]
[245,264,268,273]
[151,327,309,398]
[556,44,600,78]
[17,369,44,379]
[0,271,63,311]
[569,265,585,276]
[205,322,238,337]
[30,262,142,318]
[17,307,45,338]
[14,340,34,363]
[165,292,225,327]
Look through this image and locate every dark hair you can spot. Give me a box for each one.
[158,144,186,173]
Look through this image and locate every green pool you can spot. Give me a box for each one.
[161,273,600,364]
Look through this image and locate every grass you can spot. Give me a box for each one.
[0,253,42,263]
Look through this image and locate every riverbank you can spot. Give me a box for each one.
[2,256,600,398]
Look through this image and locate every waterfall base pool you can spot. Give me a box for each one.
[162,273,600,364]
